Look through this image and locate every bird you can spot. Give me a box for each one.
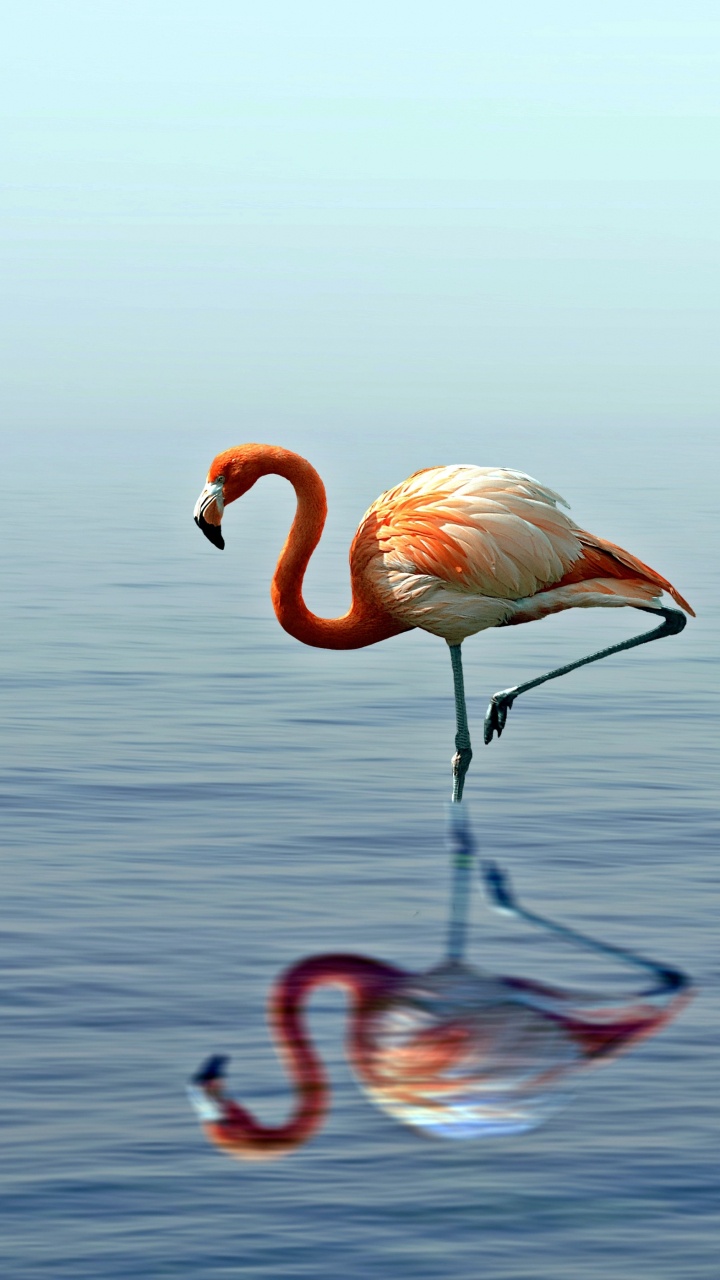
[193,445,693,800]
[187,863,690,1161]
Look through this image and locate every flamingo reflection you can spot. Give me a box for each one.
[188,814,691,1159]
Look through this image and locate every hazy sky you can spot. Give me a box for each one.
[3,2,719,446]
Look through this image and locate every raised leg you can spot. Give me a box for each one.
[481,861,688,997]
[484,606,687,744]
[449,643,473,803]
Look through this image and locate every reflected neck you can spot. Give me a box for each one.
[205,953,403,1159]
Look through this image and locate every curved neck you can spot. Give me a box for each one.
[242,447,409,650]
[206,954,403,1159]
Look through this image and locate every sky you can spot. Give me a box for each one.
[2,1,719,451]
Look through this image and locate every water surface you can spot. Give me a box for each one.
[2,425,717,1278]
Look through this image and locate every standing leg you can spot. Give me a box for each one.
[449,643,473,803]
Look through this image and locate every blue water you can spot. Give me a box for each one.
[2,426,717,1278]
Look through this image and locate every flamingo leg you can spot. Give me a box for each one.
[481,862,688,998]
[484,606,687,744]
[449,643,473,802]
[445,802,476,962]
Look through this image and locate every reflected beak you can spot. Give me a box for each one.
[193,478,225,550]
[187,1084,224,1124]
[187,1054,229,1123]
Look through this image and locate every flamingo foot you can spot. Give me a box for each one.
[483,689,518,743]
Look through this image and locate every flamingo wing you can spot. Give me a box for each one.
[352,467,578,639]
[352,466,692,643]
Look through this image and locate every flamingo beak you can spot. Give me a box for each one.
[187,1054,229,1123]
[187,1083,224,1123]
[193,477,225,550]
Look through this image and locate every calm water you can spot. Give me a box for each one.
[2,426,718,1278]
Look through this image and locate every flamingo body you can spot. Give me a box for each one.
[194,445,692,789]
[194,446,693,650]
[189,951,690,1160]
[354,464,692,644]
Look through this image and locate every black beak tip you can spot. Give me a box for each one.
[192,1054,230,1086]
[194,514,225,550]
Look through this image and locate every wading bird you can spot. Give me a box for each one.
[194,446,693,800]
[188,822,690,1160]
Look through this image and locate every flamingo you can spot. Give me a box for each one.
[188,817,691,1160]
[193,446,693,800]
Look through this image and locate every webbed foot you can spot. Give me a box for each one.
[483,688,518,743]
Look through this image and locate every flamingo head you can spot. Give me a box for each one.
[193,446,268,550]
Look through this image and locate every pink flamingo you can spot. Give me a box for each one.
[188,851,691,1160]
[194,447,693,800]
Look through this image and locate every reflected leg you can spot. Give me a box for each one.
[481,861,688,997]
[445,802,476,963]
